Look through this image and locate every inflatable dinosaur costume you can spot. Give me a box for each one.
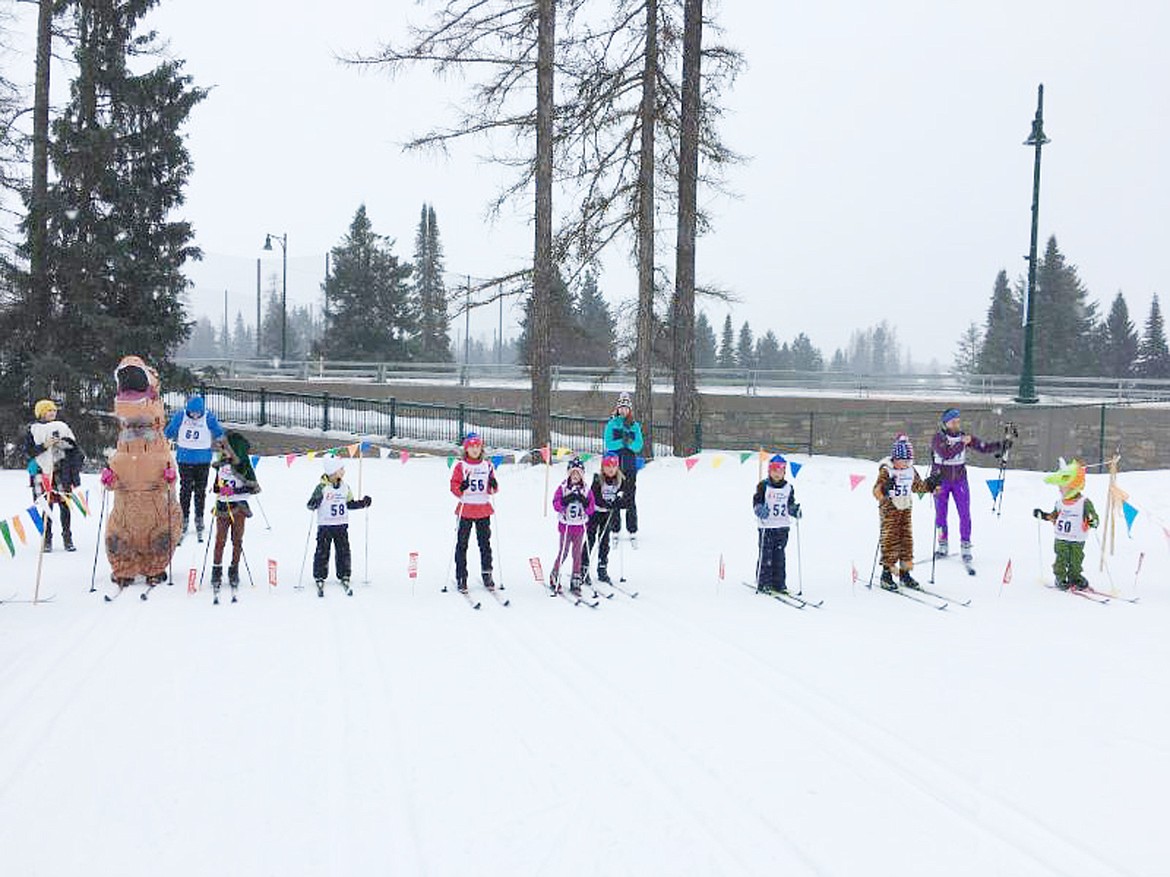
[102,356,183,584]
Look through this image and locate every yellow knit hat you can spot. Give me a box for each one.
[34,399,57,419]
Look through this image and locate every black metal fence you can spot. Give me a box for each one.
[196,385,674,455]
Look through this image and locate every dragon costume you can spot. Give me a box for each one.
[102,356,183,583]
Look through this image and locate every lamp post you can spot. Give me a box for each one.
[1016,85,1048,404]
[263,232,288,361]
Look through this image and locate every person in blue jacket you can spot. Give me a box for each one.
[164,394,225,541]
[603,391,644,540]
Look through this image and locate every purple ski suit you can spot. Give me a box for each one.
[552,478,596,580]
[930,428,1004,546]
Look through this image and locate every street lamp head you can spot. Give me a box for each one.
[263,234,273,251]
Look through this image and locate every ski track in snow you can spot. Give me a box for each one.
[0,458,1164,876]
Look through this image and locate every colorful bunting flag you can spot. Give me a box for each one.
[250,455,260,469]
[685,456,700,471]
[11,516,26,545]
[528,556,546,585]
[635,456,646,471]
[1002,559,1013,584]
[446,456,456,468]
[540,446,551,464]
[491,455,504,468]
[0,521,13,557]
[307,451,317,460]
[400,450,410,464]
[788,461,802,478]
[739,452,753,464]
[27,505,44,535]
[718,553,725,580]
[267,559,279,587]
[70,491,89,517]
[851,562,859,584]
[849,474,865,491]
[712,455,725,469]
[347,443,359,458]
[360,441,372,453]
[408,552,419,579]
[987,479,1004,500]
[187,568,198,595]
[285,454,296,467]
[1122,501,1138,535]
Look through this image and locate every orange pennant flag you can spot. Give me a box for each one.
[347,443,360,458]
[849,474,866,491]
[11,516,27,545]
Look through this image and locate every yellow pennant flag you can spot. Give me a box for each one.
[711,455,725,469]
[11,516,27,545]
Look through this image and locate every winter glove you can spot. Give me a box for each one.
[459,477,470,492]
[163,464,177,484]
[361,496,372,508]
[26,459,40,476]
[100,467,117,488]
[43,433,60,448]
[307,498,321,510]
[924,473,942,492]
[790,503,802,520]
[488,473,498,491]
[753,504,769,520]
[1032,508,1047,520]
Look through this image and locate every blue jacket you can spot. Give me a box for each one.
[164,410,225,464]
[603,414,644,471]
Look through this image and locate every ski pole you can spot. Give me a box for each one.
[252,495,273,531]
[794,517,804,596]
[492,509,505,590]
[867,532,880,588]
[239,544,256,588]
[930,523,939,585]
[198,506,217,588]
[33,494,51,604]
[297,511,314,589]
[89,487,110,593]
[442,502,464,592]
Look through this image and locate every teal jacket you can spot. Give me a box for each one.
[603,415,644,455]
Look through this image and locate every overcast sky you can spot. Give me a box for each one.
[12,1,1170,367]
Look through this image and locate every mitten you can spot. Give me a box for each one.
[307,497,321,510]
[1032,508,1046,519]
[459,477,470,492]
[362,496,372,508]
[488,473,498,491]
[924,473,942,492]
[790,503,802,519]
[753,504,768,520]
[163,464,177,483]
[100,467,117,488]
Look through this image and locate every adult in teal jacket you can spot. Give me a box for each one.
[603,391,644,536]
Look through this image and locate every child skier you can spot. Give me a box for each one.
[164,394,225,542]
[584,452,624,584]
[210,431,260,601]
[1033,458,1100,590]
[449,432,499,594]
[873,434,939,590]
[752,454,801,593]
[551,456,596,595]
[306,457,372,597]
[929,407,1009,564]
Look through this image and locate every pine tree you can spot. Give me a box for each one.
[517,266,577,366]
[736,321,755,369]
[1032,236,1099,376]
[231,312,254,359]
[1101,291,1139,378]
[952,322,982,376]
[320,205,414,360]
[978,269,1022,374]
[26,0,205,413]
[1136,294,1170,378]
[412,203,451,361]
[695,311,717,368]
[790,333,823,371]
[573,271,616,366]
[755,330,781,370]
[718,315,735,367]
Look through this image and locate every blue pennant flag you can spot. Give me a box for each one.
[635,456,646,471]
[250,455,260,469]
[491,454,504,468]
[27,505,44,535]
[1122,501,1138,535]
[360,441,372,452]
[986,479,1004,501]
[789,461,802,478]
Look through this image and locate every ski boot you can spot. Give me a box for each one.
[145,572,167,586]
[228,565,240,602]
[1069,576,1088,591]
[341,577,353,596]
[482,570,496,591]
[456,576,469,594]
[211,566,223,603]
[63,534,76,552]
[899,570,921,590]
[960,541,973,564]
[934,539,949,559]
[776,582,788,594]
[756,582,770,594]
[597,566,611,584]
[195,520,205,543]
[315,579,325,598]
[879,568,898,591]
[629,534,638,549]
[569,573,583,596]
[549,570,561,595]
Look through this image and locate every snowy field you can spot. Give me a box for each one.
[1,451,1166,877]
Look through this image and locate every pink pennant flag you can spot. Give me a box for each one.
[685,456,700,471]
[1002,559,1013,585]
[540,446,551,464]
[849,474,866,491]
[529,556,546,585]
[400,450,410,465]
[285,454,296,467]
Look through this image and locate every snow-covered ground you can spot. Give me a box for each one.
[1,451,1165,876]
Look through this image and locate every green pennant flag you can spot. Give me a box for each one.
[739,452,753,464]
[447,456,456,468]
[0,520,14,557]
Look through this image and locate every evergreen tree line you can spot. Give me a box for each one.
[961,236,1170,379]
